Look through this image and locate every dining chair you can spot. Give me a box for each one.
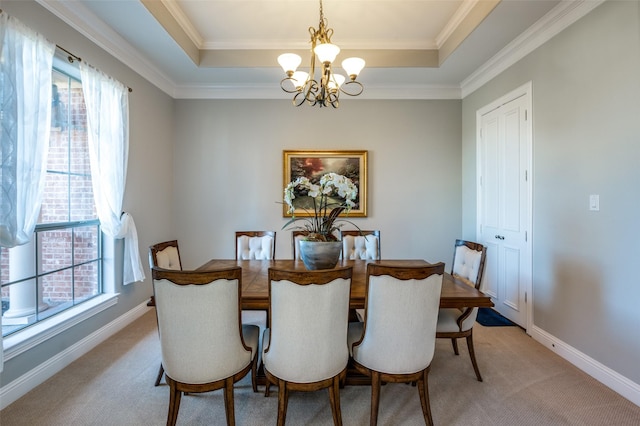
[348,262,444,426]
[235,231,276,260]
[148,240,183,387]
[436,239,487,382]
[235,231,274,349]
[291,230,307,259]
[340,230,380,260]
[152,266,260,426]
[262,266,353,426]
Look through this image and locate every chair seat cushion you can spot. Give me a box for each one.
[436,307,477,333]
[347,321,364,355]
[242,324,260,359]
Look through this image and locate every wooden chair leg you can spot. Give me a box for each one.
[250,355,258,393]
[451,338,459,355]
[155,363,164,386]
[265,382,271,397]
[370,371,381,426]
[223,377,236,426]
[466,332,483,382]
[167,381,182,426]
[276,379,289,426]
[417,368,434,426]
[328,376,343,426]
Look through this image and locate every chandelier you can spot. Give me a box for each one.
[277,0,365,108]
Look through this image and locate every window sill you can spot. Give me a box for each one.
[3,293,119,362]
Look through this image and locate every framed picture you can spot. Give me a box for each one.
[283,150,368,217]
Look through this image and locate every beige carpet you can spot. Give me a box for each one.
[2,310,640,425]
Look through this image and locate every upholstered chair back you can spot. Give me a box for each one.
[341,230,380,260]
[291,231,307,259]
[263,267,352,383]
[452,240,486,289]
[445,240,487,331]
[152,268,258,384]
[235,231,276,260]
[350,263,444,374]
[149,240,182,270]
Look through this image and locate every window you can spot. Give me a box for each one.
[1,56,103,337]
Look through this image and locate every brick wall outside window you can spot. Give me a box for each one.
[1,84,100,317]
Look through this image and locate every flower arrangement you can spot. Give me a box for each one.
[283,172,358,242]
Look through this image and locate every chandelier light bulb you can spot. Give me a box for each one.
[278,53,302,75]
[342,57,366,80]
[328,74,345,90]
[314,43,340,64]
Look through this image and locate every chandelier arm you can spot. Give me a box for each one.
[323,26,333,43]
[328,92,339,108]
[339,81,364,97]
[280,77,302,94]
[293,92,307,107]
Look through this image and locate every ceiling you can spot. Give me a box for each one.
[38,0,592,100]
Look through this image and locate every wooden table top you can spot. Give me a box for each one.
[197,259,494,310]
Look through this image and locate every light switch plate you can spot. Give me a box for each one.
[589,194,599,211]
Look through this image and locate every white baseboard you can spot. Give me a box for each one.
[0,302,151,410]
[531,325,640,407]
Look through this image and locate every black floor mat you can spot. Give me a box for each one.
[476,308,516,326]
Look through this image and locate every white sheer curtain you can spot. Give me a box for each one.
[0,12,54,248]
[80,62,144,285]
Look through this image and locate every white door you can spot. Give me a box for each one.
[477,83,532,331]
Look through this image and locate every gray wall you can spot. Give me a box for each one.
[1,1,175,385]
[173,99,462,269]
[462,0,640,383]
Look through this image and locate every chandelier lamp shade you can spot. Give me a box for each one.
[278,0,365,108]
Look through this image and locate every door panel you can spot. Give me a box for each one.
[503,107,522,231]
[503,245,521,311]
[483,116,500,229]
[483,240,499,299]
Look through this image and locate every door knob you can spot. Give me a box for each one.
[495,235,505,240]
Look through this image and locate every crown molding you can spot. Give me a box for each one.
[460,0,606,98]
[159,0,203,48]
[436,0,479,48]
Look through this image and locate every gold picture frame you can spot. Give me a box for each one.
[283,150,367,217]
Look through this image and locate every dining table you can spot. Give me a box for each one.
[197,258,494,310]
